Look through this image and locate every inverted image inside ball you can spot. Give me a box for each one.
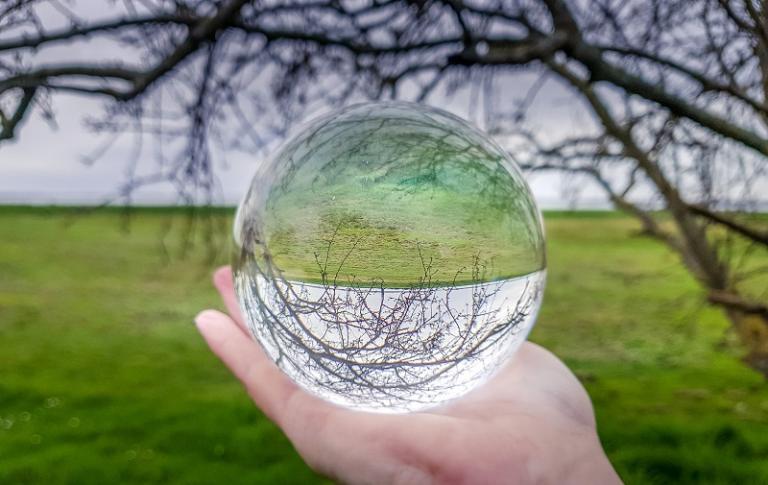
[233,101,546,413]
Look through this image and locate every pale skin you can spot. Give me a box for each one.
[196,267,622,484]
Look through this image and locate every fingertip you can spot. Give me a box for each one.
[195,309,229,331]
[194,309,254,363]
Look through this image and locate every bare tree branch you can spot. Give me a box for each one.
[688,203,768,246]
[0,86,36,141]
[595,43,768,116]
[118,0,251,100]
[0,13,194,52]
[709,290,768,318]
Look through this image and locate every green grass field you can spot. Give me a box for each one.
[1,207,767,484]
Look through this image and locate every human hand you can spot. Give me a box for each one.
[196,266,621,484]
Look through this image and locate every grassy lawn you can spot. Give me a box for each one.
[1,207,767,484]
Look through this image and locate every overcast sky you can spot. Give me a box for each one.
[0,83,614,209]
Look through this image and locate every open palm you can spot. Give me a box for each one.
[196,267,620,484]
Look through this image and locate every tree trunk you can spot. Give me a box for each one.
[549,60,768,377]
[729,310,768,376]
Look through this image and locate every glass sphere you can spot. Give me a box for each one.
[233,102,546,413]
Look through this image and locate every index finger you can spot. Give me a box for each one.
[213,265,248,332]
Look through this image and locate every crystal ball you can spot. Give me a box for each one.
[233,102,546,413]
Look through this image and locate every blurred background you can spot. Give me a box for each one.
[1,0,767,483]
